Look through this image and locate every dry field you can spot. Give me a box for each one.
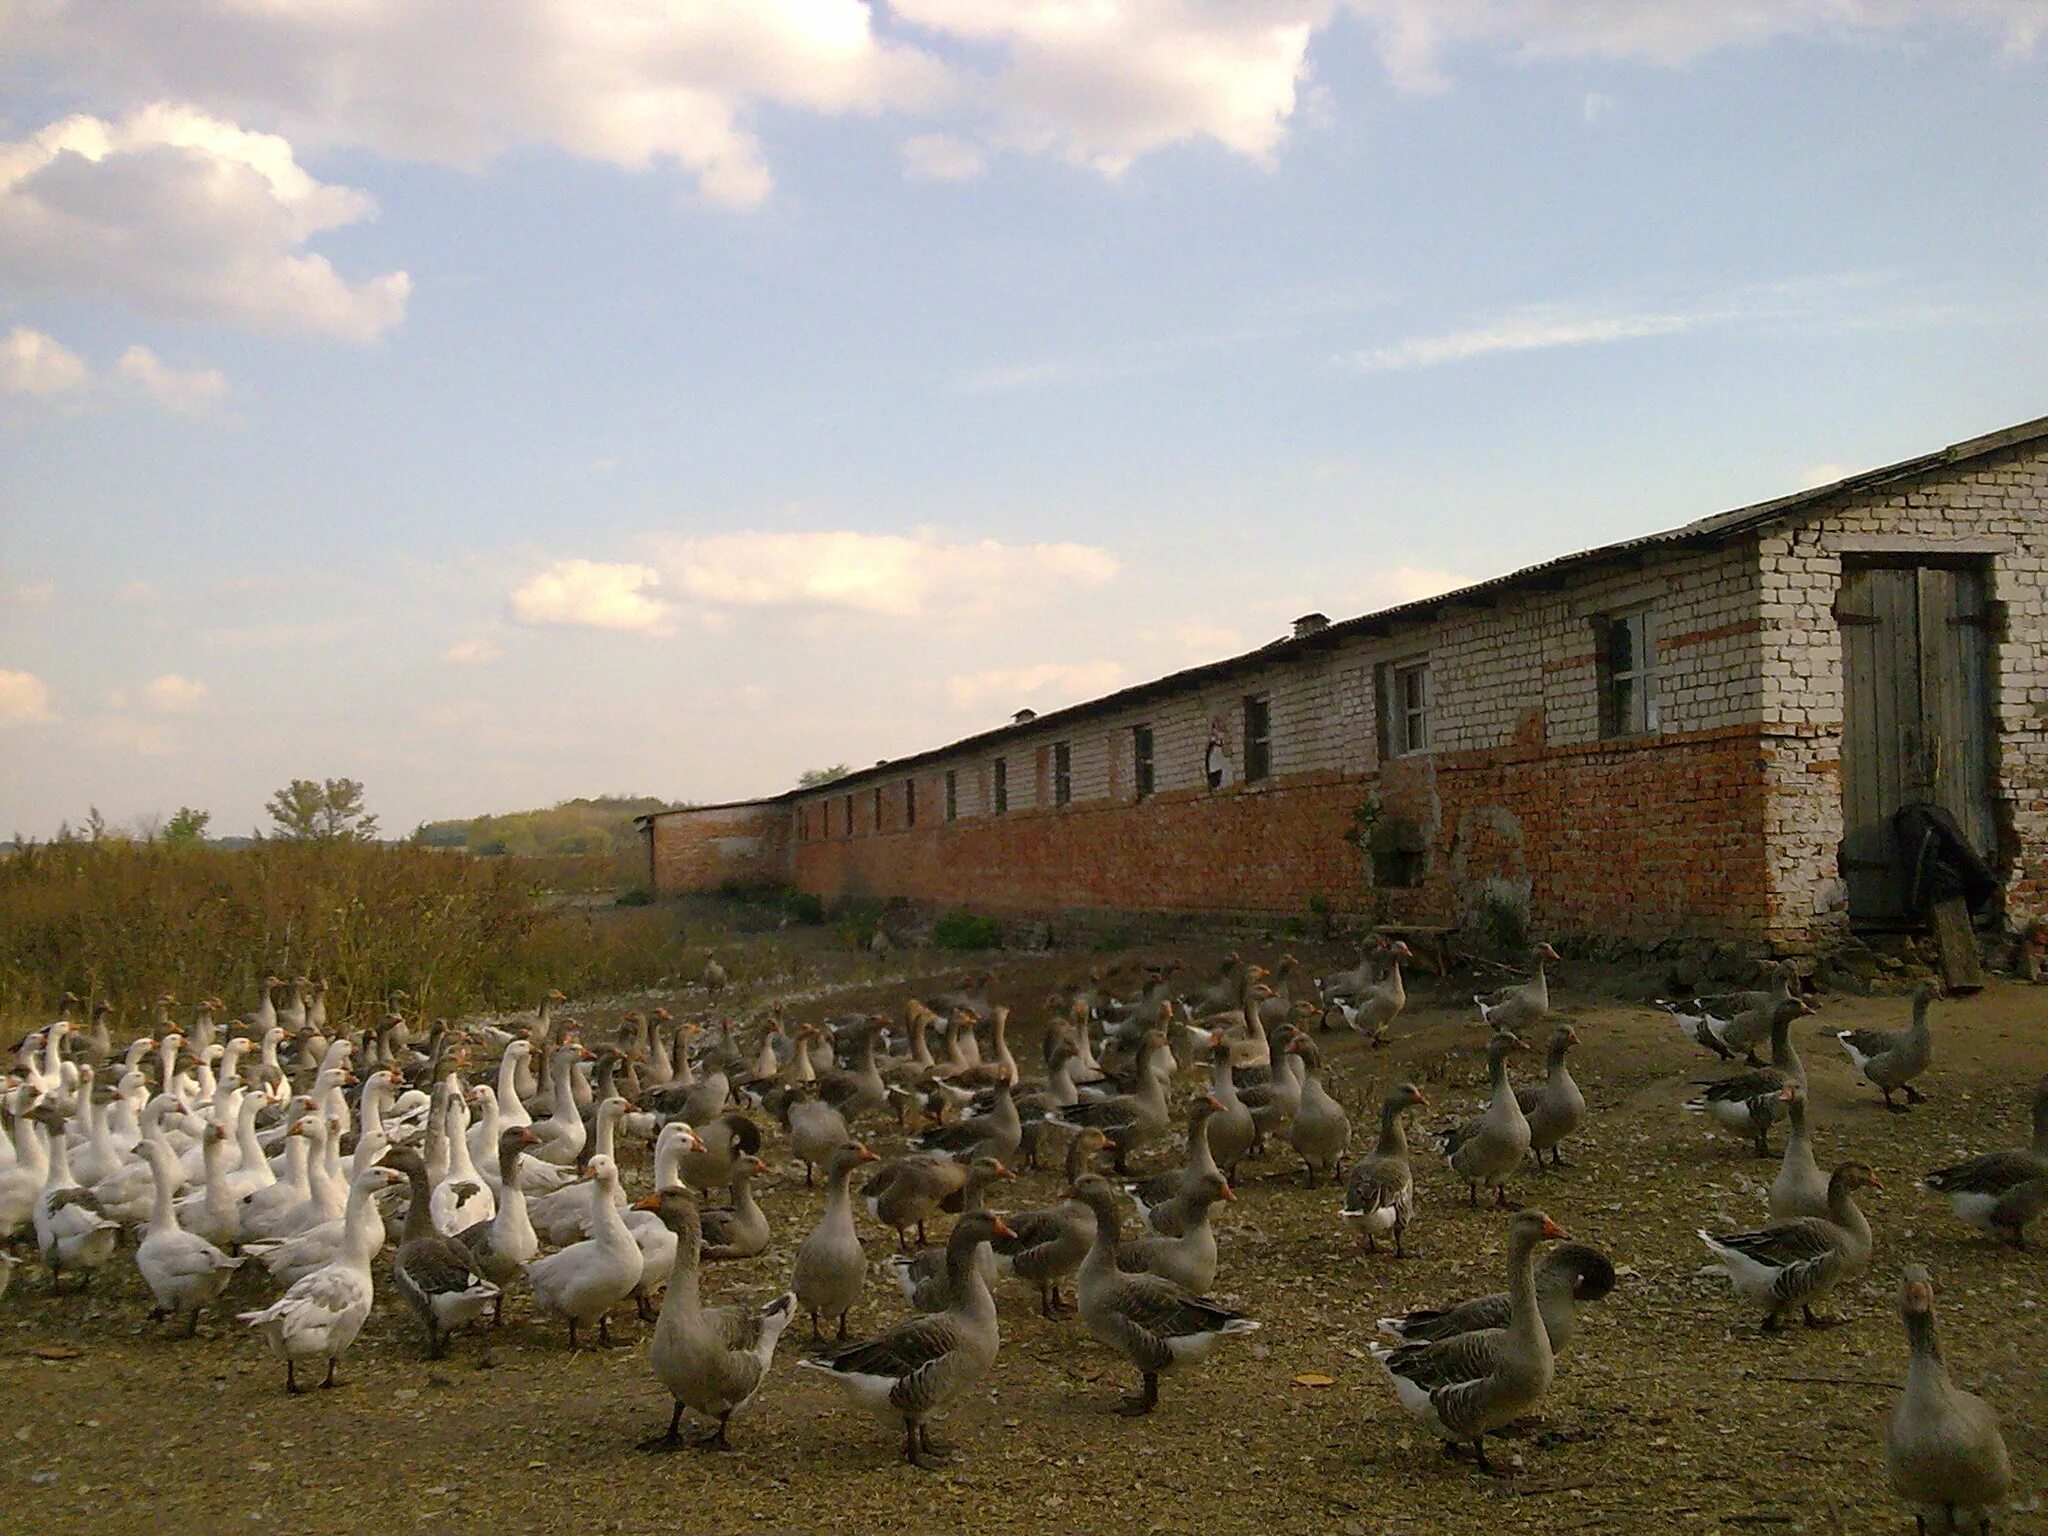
[3,933,2044,1536]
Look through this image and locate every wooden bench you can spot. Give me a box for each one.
[1373,923,1457,978]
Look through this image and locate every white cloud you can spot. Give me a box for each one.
[1581,91,1616,122]
[9,581,56,607]
[0,668,56,725]
[508,559,677,635]
[901,132,987,181]
[894,1,1320,174]
[1346,303,1708,372]
[113,346,228,414]
[0,326,90,396]
[82,714,178,757]
[8,2,951,210]
[0,105,409,341]
[649,529,1120,618]
[444,636,504,664]
[945,659,1126,711]
[1368,565,1471,605]
[1345,1,2043,94]
[1797,461,1857,489]
[142,673,208,712]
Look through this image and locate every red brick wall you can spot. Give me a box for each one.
[785,724,1774,941]
[646,802,793,893]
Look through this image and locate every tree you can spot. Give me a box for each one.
[795,764,853,789]
[265,778,380,842]
[163,806,211,845]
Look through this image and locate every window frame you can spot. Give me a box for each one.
[1596,607,1659,739]
[1391,660,1432,757]
[1243,694,1272,782]
[1053,740,1072,807]
[992,757,1008,815]
[873,785,883,832]
[842,791,854,838]
[1132,724,1155,801]
[904,777,916,828]
[944,769,958,823]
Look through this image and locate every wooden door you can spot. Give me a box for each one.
[1837,563,1997,922]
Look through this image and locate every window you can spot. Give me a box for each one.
[1053,741,1072,807]
[842,792,854,837]
[904,777,916,828]
[1392,661,1431,755]
[1243,694,1271,782]
[1133,724,1155,800]
[873,786,883,832]
[945,769,958,822]
[1597,609,1658,737]
[992,757,1008,814]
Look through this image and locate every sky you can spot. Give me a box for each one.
[2,1,2046,839]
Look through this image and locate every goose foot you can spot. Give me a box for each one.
[1115,1373,1160,1416]
[320,1359,339,1389]
[185,1309,202,1338]
[1492,1189,1522,1212]
[1904,1085,1927,1105]
[1802,1306,1845,1329]
[635,1295,656,1322]
[695,1415,734,1451]
[639,1405,687,1453]
[1760,1313,1785,1334]
[285,1361,301,1394]
[915,1426,952,1459]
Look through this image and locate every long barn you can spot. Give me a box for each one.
[641,413,2048,953]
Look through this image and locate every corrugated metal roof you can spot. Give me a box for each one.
[642,411,2048,819]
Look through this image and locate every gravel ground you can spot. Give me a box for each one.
[4,937,2045,1536]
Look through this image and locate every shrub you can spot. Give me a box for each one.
[614,886,655,907]
[781,890,827,926]
[932,909,1002,951]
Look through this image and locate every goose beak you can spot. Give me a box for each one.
[856,1145,879,1163]
[1540,1216,1568,1240]
[631,1194,661,1213]
[991,1216,1018,1240]
[1218,1182,1235,1203]
[1867,1173,1885,1192]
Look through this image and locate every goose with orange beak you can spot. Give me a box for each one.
[798,1209,1016,1470]
[1371,1208,1568,1473]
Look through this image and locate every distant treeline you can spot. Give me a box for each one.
[412,795,683,857]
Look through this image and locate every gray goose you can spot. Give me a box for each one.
[1659,962,1801,1065]
[380,1146,499,1360]
[1683,997,1808,1157]
[455,1126,544,1323]
[1050,1029,1173,1172]
[864,1150,973,1251]
[1342,1083,1429,1255]
[912,1079,1022,1163]
[1284,1035,1351,1186]
[1768,1085,1829,1222]
[1884,1264,2013,1536]
[798,1209,1015,1470]
[1127,1095,1223,1237]
[1514,1025,1584,1169]
[1376,1241,1616,1356]
[885,1157,1016,1312]
[1442,1032,1533,1208]
[991,1128,1108,1317]
[1836,979,1938,1112]
[1370,1208,1568,1473]
[698,1155,774,1261]
[1698,1161,1881,1331]
[634,1186,797,1452]
[1198,1034,1257,1181]
[1069,1173,1259,1415]
[1473,943,1559,1033]
[1924,1075,2048,1248]
[1115,1171,1230,1294]
[792,1143,877,1339]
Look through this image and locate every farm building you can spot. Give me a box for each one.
[641,413,2048,953]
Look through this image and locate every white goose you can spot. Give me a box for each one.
[136,1134,245,1333]
[239,1164,407,1392]
[524,1154,642,1347]
[430,1084,495,1235]
[32,1106,121,1289]
[174,1123,243,1250]
[239,1117,316,1242]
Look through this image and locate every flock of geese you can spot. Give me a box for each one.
[2,951,2043,1530]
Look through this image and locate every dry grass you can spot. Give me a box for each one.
[0,840,686,1024]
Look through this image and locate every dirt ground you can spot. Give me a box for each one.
[4,922,2045,1536]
